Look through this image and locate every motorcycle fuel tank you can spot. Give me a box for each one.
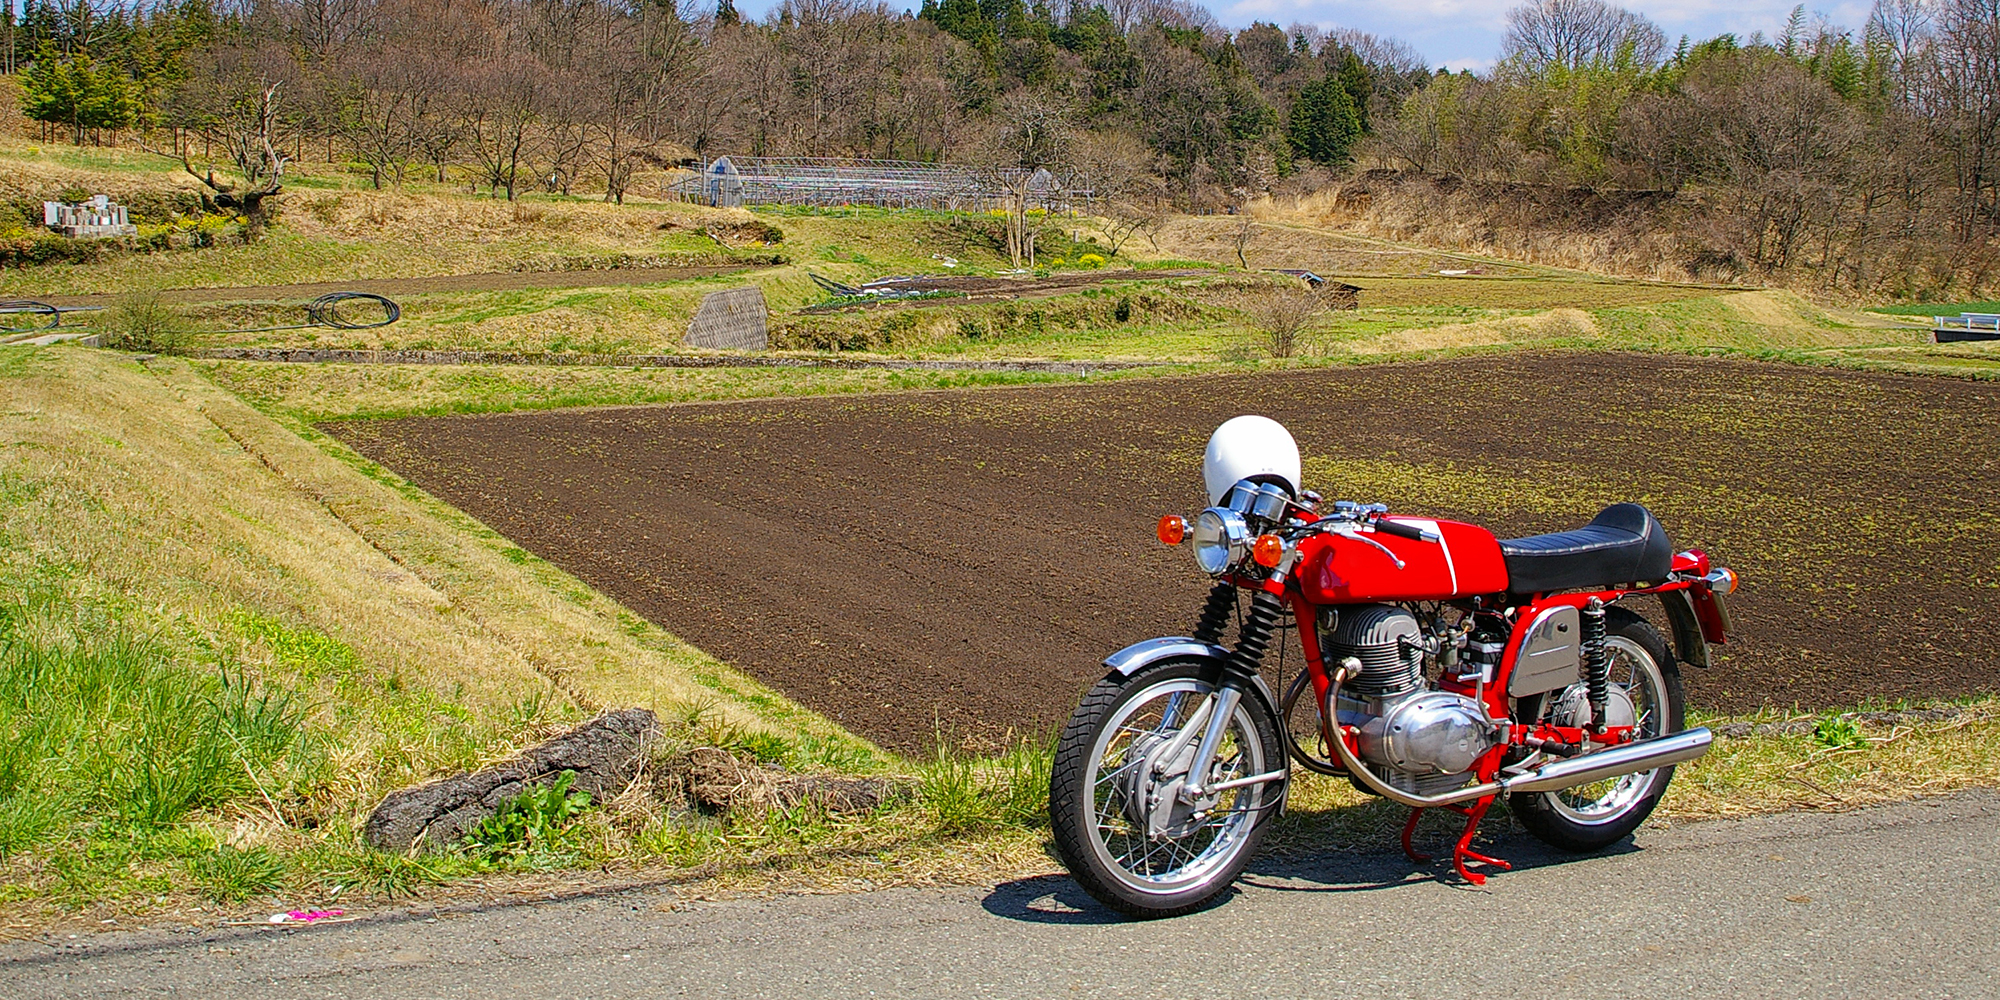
[1298,517,1509,603]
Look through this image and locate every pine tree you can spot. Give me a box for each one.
[19,45,136,143]
[1286,72,1361,167]
[715,0,739,28]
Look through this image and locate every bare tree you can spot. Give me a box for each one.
[160,80,289,240]
[1502,0,1666,72]
[983,90,1076,268]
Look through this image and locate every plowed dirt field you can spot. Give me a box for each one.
[329,354,2000,752]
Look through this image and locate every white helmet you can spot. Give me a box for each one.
[1202,415,1301,505]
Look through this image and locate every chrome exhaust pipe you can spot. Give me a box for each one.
[1503,727,1713,794]
[1325,664,1713,806]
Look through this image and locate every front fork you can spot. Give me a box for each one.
[1176,582,1287,802]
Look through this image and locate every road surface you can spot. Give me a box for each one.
[5,789,1994,999]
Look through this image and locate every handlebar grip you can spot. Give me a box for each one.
[1373,519,1429,541]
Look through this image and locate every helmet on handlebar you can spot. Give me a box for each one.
[1202,415,1301,506]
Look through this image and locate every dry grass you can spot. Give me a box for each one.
[1336,306,1597,354]
[0,347,871,805]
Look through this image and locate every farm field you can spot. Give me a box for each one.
[330,352,2000,753]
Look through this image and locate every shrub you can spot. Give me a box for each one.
[100,291,193,353]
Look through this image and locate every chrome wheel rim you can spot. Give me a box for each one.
[1546,635,1669,825]
[1084,678,1267,895]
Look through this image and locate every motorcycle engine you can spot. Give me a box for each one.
[1328,604,1500,796]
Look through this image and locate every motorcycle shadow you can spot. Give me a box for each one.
[1242,829,1639,896]
[979,835,1642,924]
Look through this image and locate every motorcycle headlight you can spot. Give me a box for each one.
[1192,507,1250,576]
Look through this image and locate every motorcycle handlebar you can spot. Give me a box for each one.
[1372,518,1431,542]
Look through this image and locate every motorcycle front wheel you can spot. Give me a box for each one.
[1048,659,1284,919]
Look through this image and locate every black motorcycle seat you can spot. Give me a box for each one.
[1497,503,1674,595]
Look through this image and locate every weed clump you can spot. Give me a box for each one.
[461,770,594,862]
[0,598,317,857]
[101,290,193,353]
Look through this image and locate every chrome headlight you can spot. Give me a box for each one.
[1192,507,1250,575]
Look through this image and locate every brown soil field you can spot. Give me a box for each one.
[328,354,2000,753]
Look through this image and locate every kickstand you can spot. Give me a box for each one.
[1446,795,1511,886]
[1399,798,1512,886]
[1400,807,1430,863]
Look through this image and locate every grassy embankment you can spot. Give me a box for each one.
[0,346,909,923]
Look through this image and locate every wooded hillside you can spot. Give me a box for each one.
[5,0,1999,297]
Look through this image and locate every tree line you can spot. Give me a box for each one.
[6,0,2000,295]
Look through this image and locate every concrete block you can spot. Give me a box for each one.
[683,287,768,351]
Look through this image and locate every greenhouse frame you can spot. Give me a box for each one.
[668,156,1083,211]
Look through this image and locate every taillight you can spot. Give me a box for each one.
[1157,514,1187,545]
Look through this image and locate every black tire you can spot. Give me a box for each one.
[1048,658,1284,919]
[1512,608,1686,852]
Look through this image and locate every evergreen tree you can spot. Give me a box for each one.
[715,0,739,28]
[20,45,138,143]
[1286,71,1361,166]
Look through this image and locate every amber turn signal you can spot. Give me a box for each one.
[1156,514,1188,545]
[1705,566,1739,594]
[1252,533,1284,568]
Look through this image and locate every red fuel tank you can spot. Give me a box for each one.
[1297,517,1509,604]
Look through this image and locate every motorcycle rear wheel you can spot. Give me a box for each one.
[1511,610,1686,852]
[1049,659,1284,919]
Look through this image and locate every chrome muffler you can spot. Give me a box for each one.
[1502,727,1713,794]
[1325,663,1714,808]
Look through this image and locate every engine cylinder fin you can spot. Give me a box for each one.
[1327,604,1425,699]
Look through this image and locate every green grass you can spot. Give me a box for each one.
[0,593,317,855]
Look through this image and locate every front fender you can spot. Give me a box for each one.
[1104,637,1282,712]
[1101,636,1289,814]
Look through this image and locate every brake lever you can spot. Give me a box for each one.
[1326,523,1406,570]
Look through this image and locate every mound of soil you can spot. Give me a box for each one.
[329,355,2000,752]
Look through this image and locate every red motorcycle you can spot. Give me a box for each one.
[1049,416,1736,918]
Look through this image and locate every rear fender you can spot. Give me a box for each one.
[1102,636,1289,813]
[1657,589,1710,668]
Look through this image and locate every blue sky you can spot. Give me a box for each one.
[1214,0,1874,69]
[731,0,1874,71]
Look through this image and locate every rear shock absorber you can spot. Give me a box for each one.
[1582,597,1608,733]
[1192,580,1236,645]
[1224,590,1284,687]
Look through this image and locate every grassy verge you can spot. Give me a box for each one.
[0,344,878,922]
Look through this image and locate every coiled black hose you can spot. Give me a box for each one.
[0,300,62,334]
[302,291,399,330]
[216,291,401,334]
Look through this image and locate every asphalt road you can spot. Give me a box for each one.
[6,790,1995,1000]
